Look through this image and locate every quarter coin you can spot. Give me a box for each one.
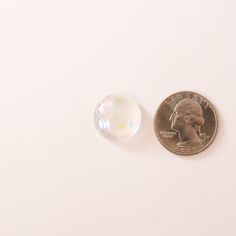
[154,91,218,156]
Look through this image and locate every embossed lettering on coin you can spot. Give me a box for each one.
[154,91,218,156]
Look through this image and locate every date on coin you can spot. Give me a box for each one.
[154,91,218,156]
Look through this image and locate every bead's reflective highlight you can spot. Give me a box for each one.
[94,95,142,141]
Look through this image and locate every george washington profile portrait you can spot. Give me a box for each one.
[169,98,207,148]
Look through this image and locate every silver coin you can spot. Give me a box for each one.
[154,91,218,156]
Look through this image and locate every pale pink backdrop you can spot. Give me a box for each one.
[0,0,235,235]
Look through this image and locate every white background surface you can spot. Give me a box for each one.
[0,0,235,235]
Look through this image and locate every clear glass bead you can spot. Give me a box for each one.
[94,95,142,141]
